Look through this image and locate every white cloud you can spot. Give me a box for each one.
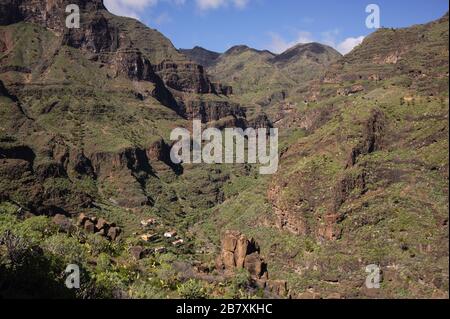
[104,0,158,19]
[196,0,250,11]
[154,12,172,25]
[104,0,185,20]
[336,36,365,54]
[233,0,250,9]
[268,31,314,54]
[267,29,365,55]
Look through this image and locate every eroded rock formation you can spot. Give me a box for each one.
[215,230,289,296]
[216,230,268,279]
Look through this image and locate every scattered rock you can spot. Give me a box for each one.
[164,230,177,238]
[84,220,95,233]
[52,214,73,233]
[140,218,156,227]
[130,246,144,260]
[77,213,89,226]
[107,227,121,241]
[141,233,158,242]
[96,218,108,231]
[76,213,121,241]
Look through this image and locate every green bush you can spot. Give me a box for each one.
[129,280,166,299]
[177,279,207,299]
[85,233,111,256]
[42,234,87,264]
[232,268,251,289]
[96,253,112,272]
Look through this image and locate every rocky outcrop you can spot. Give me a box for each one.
[77,213,121,240]
[180,100,246,123]
[0,80,12,97]
[63,11,118,53]
[0,0,105,31]
[267,183,308,236]
[216,231,289,296]
[247,113,273,129]
[0,0,234,119]
[0,142,93,215]
[155,61,212,94]
[88,147,152,179]
[216,230,268,279]
[337,84,365,96]
[211,82,233,96]
[347,108,386,167]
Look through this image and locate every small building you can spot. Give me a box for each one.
[164,230,177,238]
[140,218,156,227]
[172,239,184,247]
[141,233,158,242]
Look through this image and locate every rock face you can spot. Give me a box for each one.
[215,231,289,296]
[216,230,268,279]
[0,0,249,216]
[0,1,105,27]
[180,100,245,124]
[129,246,144,260]
[0,0,233,111]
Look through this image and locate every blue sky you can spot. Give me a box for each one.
[103,0,449,54]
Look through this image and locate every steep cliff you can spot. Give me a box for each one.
[0,0,246,214]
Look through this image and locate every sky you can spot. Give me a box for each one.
[103,0,449,55]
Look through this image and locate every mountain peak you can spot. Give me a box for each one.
[224,45,275,57]
[271,42,341,65]
[180,46,221,68]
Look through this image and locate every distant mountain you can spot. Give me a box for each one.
[0,0,448,300]
[270,43,341,83]
[203,42,342,109]
[180,46,221,68]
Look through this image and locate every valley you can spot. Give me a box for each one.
[0,0,448,299]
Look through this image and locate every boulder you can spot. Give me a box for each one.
[84,220,95,233]
[130,246,144,260]
[77,213,89,226]
[96,218,108,231]
[52,214,73,233]
[107,227,121,241]
[244,253,267,279]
